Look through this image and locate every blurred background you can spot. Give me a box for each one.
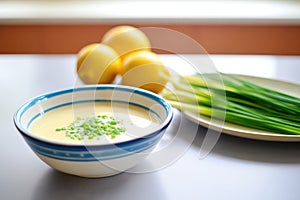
[0,0,300,55]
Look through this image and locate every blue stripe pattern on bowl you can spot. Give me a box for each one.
[22,130,164,162]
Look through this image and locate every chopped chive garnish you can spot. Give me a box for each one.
[56,115,125,140]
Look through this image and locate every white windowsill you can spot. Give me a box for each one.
[0,0,300,25]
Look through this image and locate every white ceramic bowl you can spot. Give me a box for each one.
[14,85,173,178]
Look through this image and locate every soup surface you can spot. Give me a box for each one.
[30,102,161,144]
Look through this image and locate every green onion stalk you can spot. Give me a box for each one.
[161,73,300,135]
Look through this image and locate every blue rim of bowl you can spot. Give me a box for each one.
[13,84,173,147]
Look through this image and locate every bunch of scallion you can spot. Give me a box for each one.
[161,73,300,135]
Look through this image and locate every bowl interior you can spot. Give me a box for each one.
[14,85,172,146]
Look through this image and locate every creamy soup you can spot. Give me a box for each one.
[30,102,161,144]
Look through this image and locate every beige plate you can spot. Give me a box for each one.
[183,74,300,142]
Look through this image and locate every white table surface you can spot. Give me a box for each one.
[1,54,300,200]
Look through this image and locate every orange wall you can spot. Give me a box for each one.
[1,24,300,55]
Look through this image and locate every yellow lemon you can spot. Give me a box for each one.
[101,25,151,58]
[121,51,170,93]
[76,43,122,84]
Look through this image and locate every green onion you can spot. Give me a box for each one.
[56,115,126,140]
[161,73,300,135]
